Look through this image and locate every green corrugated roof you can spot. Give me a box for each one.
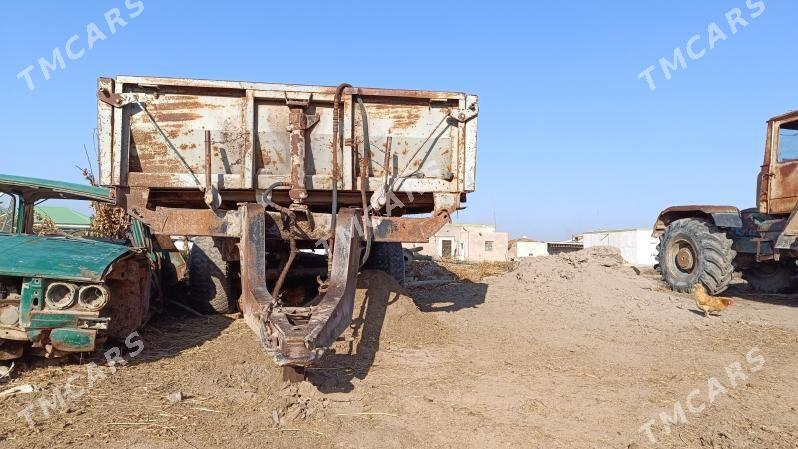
[35,206,91,226]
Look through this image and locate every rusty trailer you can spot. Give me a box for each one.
[95,76,478,379]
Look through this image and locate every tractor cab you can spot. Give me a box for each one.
[759,111,798,216]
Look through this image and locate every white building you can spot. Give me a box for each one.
[508,237,549,259]
[406,223,509,262]
[581,228,658,266]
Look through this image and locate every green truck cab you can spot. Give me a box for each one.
[0,174,165,361]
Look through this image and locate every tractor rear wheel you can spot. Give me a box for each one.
[742,262,797,293]
[188,237,237,314]
[657,218,736,295]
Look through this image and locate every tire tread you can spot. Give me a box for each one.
[657,218,736,295]
[188,237,234,314]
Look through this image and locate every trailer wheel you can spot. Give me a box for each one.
[402,249,416,265]
[363,242,405,286]
[657,218,736,295]
[742,262,797,293]
[188,237,236,314]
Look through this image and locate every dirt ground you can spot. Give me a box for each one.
[1,248,797,449]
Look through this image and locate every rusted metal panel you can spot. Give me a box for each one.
[49,328,96,352]
[759,121,775,213]
[112,80,125,186]
[464,94,479,192]
[113,76,468,100]
[97,77,478,212]
[768,163,798,212]
[243,90,256,189]
[652,205,740,236]
[97,78,115,186]
[126,94,248,177]
[767,109,798,124]
[123,197,449,243]
[765,116,798,215]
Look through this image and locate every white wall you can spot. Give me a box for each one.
[405,223,509,262]
[512,241,548,258]
[582,229,658,266]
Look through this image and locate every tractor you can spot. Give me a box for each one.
[654,110,798,294]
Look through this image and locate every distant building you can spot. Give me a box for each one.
[407,223,509,262]
[508,237,548,259]
[34,206,91,234]
[582,228,658,266]
[547,239,584,255]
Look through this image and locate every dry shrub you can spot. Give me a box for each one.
[90,201,131,239]
[33,212,61,235]
[438,260,518,282]
[77,166,131,240]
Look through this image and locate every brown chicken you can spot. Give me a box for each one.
[692,283,735,317]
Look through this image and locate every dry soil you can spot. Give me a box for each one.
[1,247,797,449]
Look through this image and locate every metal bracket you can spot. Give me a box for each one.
[286,99,320,205]
[448,104,479,123]
[286,113,320,132]
[97,88,142,108]
[284,92,314,107]
[204,130,221,210]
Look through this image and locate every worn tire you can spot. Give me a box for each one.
[742,262,797,293]
[402,248,415,265]
[188,237,235,314]
[364,242,406,286]
[657,218,736,295]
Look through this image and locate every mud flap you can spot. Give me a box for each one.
[239,204,361,371]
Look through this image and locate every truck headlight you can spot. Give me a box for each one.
[78,285,110,311]
[45,282,77,309]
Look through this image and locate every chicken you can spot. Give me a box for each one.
[692,283,735,317]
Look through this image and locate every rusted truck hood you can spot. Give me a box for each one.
[0,234,131,282]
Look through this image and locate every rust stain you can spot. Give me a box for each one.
[367,104,422,129]
[150,96,224,112]
[154,112,202,122]
[771,163,798,208]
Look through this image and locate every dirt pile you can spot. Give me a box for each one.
[514,246,626,281]
[505,246,652,306]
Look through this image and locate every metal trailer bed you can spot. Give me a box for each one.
[96,76,478,379]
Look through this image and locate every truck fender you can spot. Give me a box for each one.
[653,205,742,237]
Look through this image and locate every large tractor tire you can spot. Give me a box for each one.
[742,262,797,293]
[657,218,736,295]
[188,237,236,314]
[363,242,406,286]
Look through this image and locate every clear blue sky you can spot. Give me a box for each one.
[1,1,796,241]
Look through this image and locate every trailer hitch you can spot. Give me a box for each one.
[238,204,361,381]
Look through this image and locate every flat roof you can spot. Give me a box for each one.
[583,228,651,234]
